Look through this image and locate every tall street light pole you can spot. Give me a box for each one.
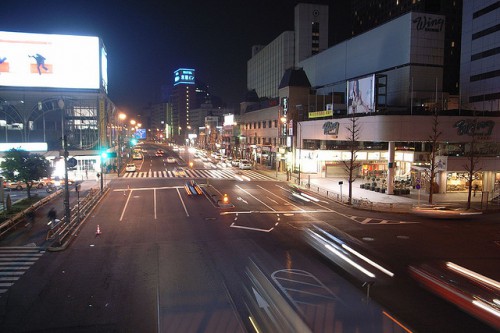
[58,99,71,223]
[63,135,70,221]
[117,113,127,176]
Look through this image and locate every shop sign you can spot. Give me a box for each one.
[309,110,333,118]
[454,119,495,139]
[412,16,444,32]
[323,121,339,136]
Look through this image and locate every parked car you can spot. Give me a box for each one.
[239,159,252,170]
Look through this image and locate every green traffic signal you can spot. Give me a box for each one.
[100,151,117,159]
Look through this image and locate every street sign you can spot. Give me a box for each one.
[67,157,77,168]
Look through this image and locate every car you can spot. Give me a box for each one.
[239,159,252,170]
[172,167,186,177]
[231,159,240,167]
[132,153,143,160]
[166,156,176,164]
[3,181,27,190]
[125,163,136,172]
[184,180,203,196]
[411,205,483,219]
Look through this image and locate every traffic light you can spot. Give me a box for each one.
[100,151,117,159]
[130,138,138,146]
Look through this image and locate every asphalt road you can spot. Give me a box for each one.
[0,146,497,332]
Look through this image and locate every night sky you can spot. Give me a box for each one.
[1,0,348,114]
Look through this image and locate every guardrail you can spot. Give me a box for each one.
[47,186,109,250]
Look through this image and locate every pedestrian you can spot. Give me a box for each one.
[473,184,478,197]
[85,169,88,180]
[47,208,56,221]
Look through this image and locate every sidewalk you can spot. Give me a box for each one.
[254,165,500,213]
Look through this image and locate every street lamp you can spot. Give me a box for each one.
[58,99,71,224]
[297,121,302,186]
[117,113,127,176]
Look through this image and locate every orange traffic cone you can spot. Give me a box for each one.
[96,225,101,235]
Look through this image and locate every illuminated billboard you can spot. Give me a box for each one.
[174,68,195,86]
[101,45,108,93]
[0,31,100,89]
[347,75,375,114]
[223,114,234,126]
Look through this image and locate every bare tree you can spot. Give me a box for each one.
[342,116,362,205]
[462,119,481,210]
[426,109,442,204]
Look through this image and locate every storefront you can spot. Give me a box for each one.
[446,171,483,193]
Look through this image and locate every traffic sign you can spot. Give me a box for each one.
[67,157,77,168]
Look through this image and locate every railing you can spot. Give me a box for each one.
[47,187,109,249]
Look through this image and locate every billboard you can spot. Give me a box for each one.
[347,75,375,114]
[0,31,100,89]
[174,68,195,86]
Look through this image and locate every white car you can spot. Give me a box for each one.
[239,160,252,170]
[125,163,136,172]
[166,156,176,163]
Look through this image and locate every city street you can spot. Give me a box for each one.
[0,173,497,332]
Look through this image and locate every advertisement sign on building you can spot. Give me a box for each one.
[174,68,195,86]
[347,75,375,114]
[0,31,100,89]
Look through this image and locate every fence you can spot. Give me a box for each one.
[47,187,109,249]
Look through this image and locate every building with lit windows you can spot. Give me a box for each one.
[460,0,500,111]
[244,5,499,197]
[0,31,118,180]
[247,3,329,99]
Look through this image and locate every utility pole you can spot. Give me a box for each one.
[63,135,71,223]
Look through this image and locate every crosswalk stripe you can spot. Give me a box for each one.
[0,246,44,294]
[119,168,277,181]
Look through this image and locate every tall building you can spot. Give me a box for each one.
[460,0,500,111]
[247,3,329,99]
[169,68,225,144]
[170,68,199,143]
[349,0,462,95]
[294,2,329,64]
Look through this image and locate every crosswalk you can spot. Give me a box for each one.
[121,169,276,181]
[0,246,45,294]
